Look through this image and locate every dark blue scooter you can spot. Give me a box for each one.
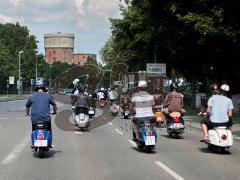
[31,121,52,158]
[136,119,157,153]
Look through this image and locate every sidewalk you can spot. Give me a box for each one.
[0,94,30,102]
[184,115,240,142]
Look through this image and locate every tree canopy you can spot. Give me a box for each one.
[101,0,240,94]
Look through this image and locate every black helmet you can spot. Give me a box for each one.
[170,83,178,92]
[35,77,46,91]
[211,83,219,94]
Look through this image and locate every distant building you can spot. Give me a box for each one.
[73,53,97,65]
[44,32,96,65]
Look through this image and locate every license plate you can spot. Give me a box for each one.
[145,136,155,145]
[89,110,94,115]
[80,114,85,120]
[173,123,182,129]
[34,140,48,147]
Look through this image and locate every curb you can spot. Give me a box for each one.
[0,96,29,102]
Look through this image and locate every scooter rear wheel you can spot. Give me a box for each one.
[38,148,45,158]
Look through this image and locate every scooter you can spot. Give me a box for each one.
[72,106,90,130]
[203,126,233,152]
[167,112,185,138]
[88,106,96,118]
[135,119,157,153]
[122,105,130,119]
[31,121,52,158]
[109,102,119,116]
[99,99,105,108]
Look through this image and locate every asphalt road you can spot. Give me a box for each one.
[0,95,240,180]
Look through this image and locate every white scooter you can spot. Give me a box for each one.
[72,106,91,130]
[204,126,233,152]
[109,101,120,116]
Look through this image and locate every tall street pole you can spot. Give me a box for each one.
[18,51,24,95]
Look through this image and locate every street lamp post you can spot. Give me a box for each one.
[36,50,38,79]
[18,51,24,95]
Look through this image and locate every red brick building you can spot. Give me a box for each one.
[72,53,97,65]
[44,32,96,65]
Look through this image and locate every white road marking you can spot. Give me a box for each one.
[75,131,83,135]
[115,128,123,135]
[0,118,8,120]
[155,161,185,180]
[1,136,28,165]
[128,140,137,147]
[108,122,113,126]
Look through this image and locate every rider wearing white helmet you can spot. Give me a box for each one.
[200,84,233,141]
[130,80,155,141]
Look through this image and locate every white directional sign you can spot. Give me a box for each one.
[146,63,166,76]
[9,76,14,84]
[114,81,122,86]
[128,75,135,85]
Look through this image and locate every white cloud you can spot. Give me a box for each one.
[0,14,12,23]
[0,0,123,56]
[8,0,25,6]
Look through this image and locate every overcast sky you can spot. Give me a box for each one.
[0,0,123,61]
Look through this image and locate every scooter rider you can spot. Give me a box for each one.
[25,77,57,133]
[162,83,185,124]
[108,86,119,104]
[162,83,185,114]
[119,88,130,112]
[200,84,233,141]
[72,88,90,109]
[130,80,155,141]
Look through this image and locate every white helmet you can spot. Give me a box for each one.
[220,84,230,92]
[138,80,147,87]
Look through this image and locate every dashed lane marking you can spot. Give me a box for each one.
[155,161,185,180]
[115,128,123,135]
[1,136,28,165]
[128,139,137,147]
[75,131,83,135]
[108,122,113,126]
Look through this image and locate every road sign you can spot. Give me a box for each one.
[9,76,14,84]
[114,81,122,86]
[128,75,135,85]
[146,63,166,77]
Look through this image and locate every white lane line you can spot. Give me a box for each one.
[128,140,137,147]
[75,131,83,135]
[108,122,113,126]
[2,136,28,165]
[155,161,185,180]
[0,118,8,120]
[115,128,123,135]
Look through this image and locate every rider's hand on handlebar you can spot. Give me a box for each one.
[51,111,57,115]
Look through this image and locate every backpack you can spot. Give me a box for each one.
[75,95,88,107]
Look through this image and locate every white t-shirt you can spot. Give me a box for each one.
[208,95,234,123]
[73,89,79,95]
[131,91,154,118]
[108,90,119,100]
[97,92,105,100]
